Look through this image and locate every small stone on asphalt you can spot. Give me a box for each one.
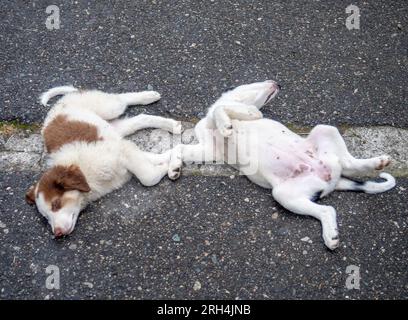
[193,281,201,291]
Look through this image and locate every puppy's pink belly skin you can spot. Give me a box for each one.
[264,146,332,183]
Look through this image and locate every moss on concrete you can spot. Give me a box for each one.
[0,121,40,136]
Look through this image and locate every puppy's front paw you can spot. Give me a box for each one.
[219,123,233,137]
[375,155,391,170]
[139,91,161,105]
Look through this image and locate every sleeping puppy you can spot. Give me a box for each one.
[168,80,396,249]
[26,86,181,237]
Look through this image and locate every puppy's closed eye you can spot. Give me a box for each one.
[51,198,62,211]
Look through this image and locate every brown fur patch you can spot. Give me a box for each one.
[43,115,102,153]
[37,165,91,209]
[25,185,36,205]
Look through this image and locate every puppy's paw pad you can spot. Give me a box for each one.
[375,155,391,170]
[168,167,181,180]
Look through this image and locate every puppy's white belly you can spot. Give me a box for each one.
[231,119,332,187]
[260,143,332,185]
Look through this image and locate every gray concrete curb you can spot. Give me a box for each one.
[1,123,407,177]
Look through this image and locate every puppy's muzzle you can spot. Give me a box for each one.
[265,81,281,104]
[54,227,64,237]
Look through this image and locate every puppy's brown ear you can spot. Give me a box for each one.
[25,185,36,205]
[59,165,91,193]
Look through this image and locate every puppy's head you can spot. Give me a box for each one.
[224,80,280,108]
[26,165,90,237]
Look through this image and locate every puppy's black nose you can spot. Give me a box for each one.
[277,84,282,90]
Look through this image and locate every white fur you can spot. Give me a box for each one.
[40,85,78,106]
[169,80,396,250]
[34,86,181,236]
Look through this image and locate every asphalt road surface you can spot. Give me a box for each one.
[0,172,407,299]
[1,0,407,126]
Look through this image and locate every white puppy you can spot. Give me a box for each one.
[169,80,396,249]
[26,86,181,236]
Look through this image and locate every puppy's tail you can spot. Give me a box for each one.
[335,172,396,194]
[39,85,78,106]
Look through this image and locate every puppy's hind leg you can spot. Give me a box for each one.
[97,90,161,120]
[111,114,182,137]
[307,125,391,177]
[59,90,160,121]
[271,177,339,250]
[121,140,169,186]
[143,149,172,165]
[118,91,161,106]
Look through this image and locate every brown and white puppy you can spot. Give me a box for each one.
[26,86,181,237]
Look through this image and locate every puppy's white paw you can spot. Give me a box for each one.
[323,232,340,250]
[321,208,339,250]
[168,168,181,180]
[168,153,182,180]
[139,91,161,105]
[375,155,391,170]
[170,121,183,135]
[168,164,182,180]
[219,123,233,137]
